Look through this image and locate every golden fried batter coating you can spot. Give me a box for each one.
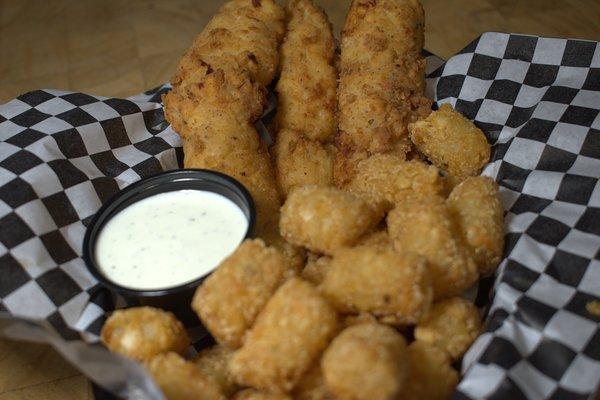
[409,104,491,186]
[272,129,334,197]
[334,0,431,186]
[232,389,292,400]
[302,253,332,286]
[414,297,481,361]
[191,239,288,348]
[398,341,459,400]
[163,66,281,242]
[172,0,285,87]
[322,323,408,400]
[447,176,504,277]
[101,307,189,362]
[147,352,225,400]
[193,345,239,396]
[321,245,433,325]
[387,197,479,299]
[355,229,393,250]
[230,278,339,392]
[275,0,337,142]
[280,186,382,255]
[293,363,334,400]
[347,154,446,211]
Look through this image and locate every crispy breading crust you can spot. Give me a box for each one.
[320,245,433,325]
[334,0,431,186]
[191,239,288,348]
[321,323,408,400]
[414,297,481,361]
[101,307,189,362]
[447,176,505,276]
[147,352,225,400]
[409,104,491,186]
[398,341,459,400]
[230,278,339,392]
[280,186,383,255]
[275,0,337,142]
[302,253,332,286]
[387,197,479,299]
[292,363,334,400]
[163,0,287,250]
[347,154,446,211]
[272,128,334,197]
[172,0,285,87]
[193,345,239,396]
[232,389,292,400]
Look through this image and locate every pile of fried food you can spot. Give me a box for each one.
[100,0,505,399]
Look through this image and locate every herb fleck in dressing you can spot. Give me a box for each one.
[95,190,248,290]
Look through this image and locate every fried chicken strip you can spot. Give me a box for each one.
[273,0,337,197]
[164,0,301,264]
[334,0,430,186]
[172,0,285,87]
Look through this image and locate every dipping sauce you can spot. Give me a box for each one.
[95,189,249,290]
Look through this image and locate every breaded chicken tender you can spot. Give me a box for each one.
[414,297,481,361]
[163,66,281,244]
[172,0,285,87]
[280,186,382,255]
[387,198,479,299]
[230,278,339,392]
[272,129,334,197]
[293,363,334,400]
[232,389,292,400]
[192,239,287,348]
[321,245,433,325]
[398,341,459,400]
[147,352,225,400]
[447,176,504,277]
[193,345,239,396]
[334,0,431,186]
[409,104,491,186]
[275,0,337,142]
[101,307,189,362]
[302,253,331,285]
[322,323,408,400]
[347,154,446,211]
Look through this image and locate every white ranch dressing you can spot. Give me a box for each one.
[95,189,248,290]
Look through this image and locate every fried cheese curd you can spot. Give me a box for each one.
[398,341,459,400]
[387,197,479,299]
[147,352,225,400]
[230,278,339,392]
[191,239,288,348]
[408,103,491,186]
[293,363,334,400]
[320,244,433,325]
[101,307,189,362]
[280,186,382,255]
[346,154,446,211]
[193,345,239,396]
[322,323,409,400]
[302,253,332,285]
[232,389,292,400]
[447,176,505,277]
[414,297,481,361]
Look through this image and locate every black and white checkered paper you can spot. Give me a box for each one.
[1,33,599,400]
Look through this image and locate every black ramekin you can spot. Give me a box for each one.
[82,169,255,324]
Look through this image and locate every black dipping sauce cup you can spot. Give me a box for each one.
[82,169,255,325]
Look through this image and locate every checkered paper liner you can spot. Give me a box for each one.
[0,32,598,399]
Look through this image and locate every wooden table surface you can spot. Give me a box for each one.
[0,0,599,399]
